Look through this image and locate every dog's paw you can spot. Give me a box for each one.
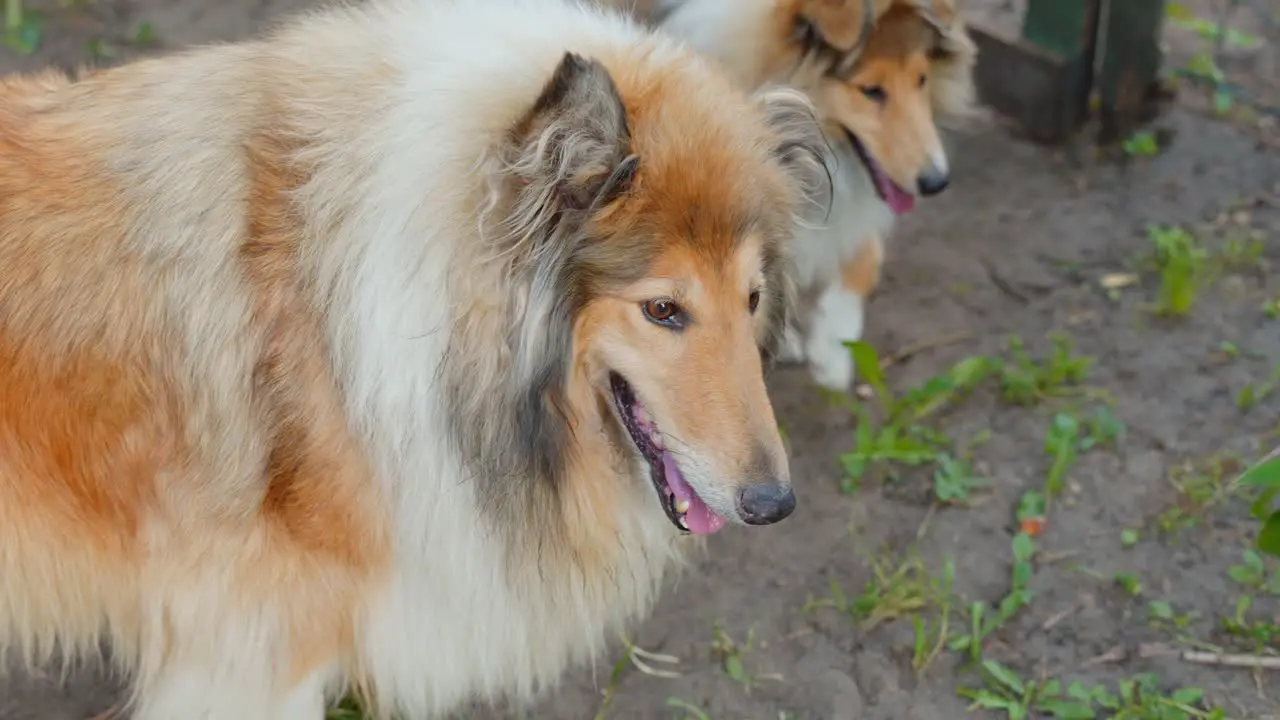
[803,284,865,391]
[805,336,855,391]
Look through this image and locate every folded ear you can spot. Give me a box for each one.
[754,85,833,224]
[505,52,638,230]
[794,0,887,54]
[475,53,640,489]
[919,2,979,120]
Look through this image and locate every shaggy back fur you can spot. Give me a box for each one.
[0,1,829,718]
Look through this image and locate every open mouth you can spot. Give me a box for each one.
[842,127,917,216]
[609,372,727,535]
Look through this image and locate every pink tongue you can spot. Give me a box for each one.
[662,452,726,535]
[876,171,917,215]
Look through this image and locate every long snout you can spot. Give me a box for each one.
[916,150,950,196]
[738,475,797,525]
[729,385,794,527]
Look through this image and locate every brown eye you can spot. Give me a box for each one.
[918,73,927,88]
[859,85,887,104]
[641,298,683,329]
[748,290,761,314]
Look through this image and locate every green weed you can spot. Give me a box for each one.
[841,335,1102,498]
[2,1,42,55]
[1226,549,1280,594]
[664,697,711,720]
[957,661,1086,720]
[1155,455,1247,534]
[961,663,1227,720]
[326,695,370,720]
[996,334,1093,406]
[1263,295,1280,320]
[1220,595,1280,651]
[1241,451,1280,558]
[1113,572,1144,597]
[710,622,760,690]
[1121,130,1160,157]
[806,549,946,631]
[1043,413,1081,500]
[911,559,956,674]
[1145,225,1209,317]
[1237,363,1280,413]
[948,533,1036,661]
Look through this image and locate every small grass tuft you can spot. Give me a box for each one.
[1154,454,1247,534]
[1145,224,1209,317]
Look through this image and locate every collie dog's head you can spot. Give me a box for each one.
[660,0,976,214]
[447,50,830,543]
[813,1,977,214]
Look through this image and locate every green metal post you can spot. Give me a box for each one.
[969,0,1103,143]
[1096,0,1168,143]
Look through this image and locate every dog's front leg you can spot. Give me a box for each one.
[804,232,883,392]
[131,651,332,720]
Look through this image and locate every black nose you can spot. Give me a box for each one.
[737,483,797,526]
[916,170,950,196]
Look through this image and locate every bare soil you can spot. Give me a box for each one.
[2,0,1278,718]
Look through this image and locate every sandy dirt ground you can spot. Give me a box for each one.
[1,0,1278,718]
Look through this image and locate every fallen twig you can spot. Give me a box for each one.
[1080,644,1127,668]
[1041,603,1080,631]
[1181,650,1280,671]
[626,642,682,678]
[883,331,976,369]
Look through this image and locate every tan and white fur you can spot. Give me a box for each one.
[647,0,978,390]
[0,0,831,717]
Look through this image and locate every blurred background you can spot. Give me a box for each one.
[1,1,1277,718]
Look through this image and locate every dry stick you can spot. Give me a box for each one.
[625,641,682,678]
[1181,650,1280,671]
[882,331,976,369]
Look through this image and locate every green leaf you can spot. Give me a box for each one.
[1066,682,1092,702]
[1149,600,1174,620]
[1257,511,1280,558]
[1038,699,1096,720]
[1165,2,1194,20]
[1171,687,1204,705]
[1212,88,1234,115]
[1250,487,1279,521]
[4,0,18,31]
[724,653,746,684]
[1227,565,1257,586]
[847,341,889,403]
[1240,455,1280,489]
[1012,532,1035,563]
[969,693,1017,712]
[950,355,992,389]
[664,697,711,720]
[1016,490,1046,522]
[981,660,1026,695]
[133,20,156,45]
[1185,51,1224,83]
[1243,549,1264,573]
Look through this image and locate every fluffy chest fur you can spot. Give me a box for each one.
[790,145,896,293]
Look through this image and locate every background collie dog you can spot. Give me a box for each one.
[0,0,829,716]
[649,0,978,390]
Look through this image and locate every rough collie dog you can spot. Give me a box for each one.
[0,0,830,717]
[653,0,978,390]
